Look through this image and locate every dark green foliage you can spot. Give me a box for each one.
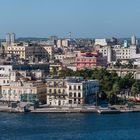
[59,68,74,77]
[131,81,140,97]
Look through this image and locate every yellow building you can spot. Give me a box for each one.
[7,43,26,59]
[43,45,54,59]
[2,42,49,60]
[46,78,67,106]
[1,79,46,103]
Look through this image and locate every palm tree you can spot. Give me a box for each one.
[131,81,140,101]
[127,59,135,69]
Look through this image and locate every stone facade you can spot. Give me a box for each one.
[45,77,99,107]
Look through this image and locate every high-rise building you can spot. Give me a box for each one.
[131,35,136,45]
[62,39,69,47]
[57,39,62,48]
[11,33,16,43]
[6,33,16,44]
[6,33,11,44]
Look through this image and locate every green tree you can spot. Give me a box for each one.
[59,68,74,77]
[107,91,117,105]
[51,67,58,76]
[112,82,120,104]
[127,59,135,69]
[131,81,140,98]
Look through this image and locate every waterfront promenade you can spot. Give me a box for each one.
[1,104,140,114]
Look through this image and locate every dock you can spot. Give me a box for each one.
[31,106,97,113]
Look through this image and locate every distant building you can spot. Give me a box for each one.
[94,39,108,46]
[62,39,69,47]
[75,51,107,70]
[57,39,62,48]
[2,42,49,60]
[43,45,54,59]
[10,33,16,44]
[6,33,11,45]
[54,51,77,65]
[6,33,16,45]
[131,35,136,45]
[95,36,140,64]
[57,39,69,47]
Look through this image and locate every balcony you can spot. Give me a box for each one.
[46,92,67,96]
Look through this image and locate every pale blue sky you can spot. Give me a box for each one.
[0,0,140,38]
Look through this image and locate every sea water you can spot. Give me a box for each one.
[0,112,140,140]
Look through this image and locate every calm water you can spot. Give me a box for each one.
[0,112,140,140]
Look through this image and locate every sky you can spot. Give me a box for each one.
[0,0,140,38]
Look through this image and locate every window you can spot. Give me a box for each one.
[74,93,76,97]
[49,89,52,93]
[63,89,65,93]
[78,86,81,90]
[69,92,72,97]
[78,93,81,97]
[69,86,72,90]
[69,100,72,104]
[78,99,81,104]
[58,89,61,93]
[74,85,76,90]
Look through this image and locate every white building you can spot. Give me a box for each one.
[131,35,136,45]
[6,33,16,45]
[95,42,139,64]
[0,65,16,86]
[62,39,69,47]
[95,39,108,46]
[66,77,99,106]
[57,39,62,48]
[57,39,69,48]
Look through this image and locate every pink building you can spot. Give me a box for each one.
[75,51,107,70]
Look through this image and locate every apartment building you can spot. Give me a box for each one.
[75,51,107,70]
[0,80,46,103]
[46,78,67,106]
[0,65,16,86]
[45,77,99,106]
[43,45,54,59]
[2,42,49,60]
[95,35,140,64]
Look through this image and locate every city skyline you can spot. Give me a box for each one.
[0,0,140,38]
